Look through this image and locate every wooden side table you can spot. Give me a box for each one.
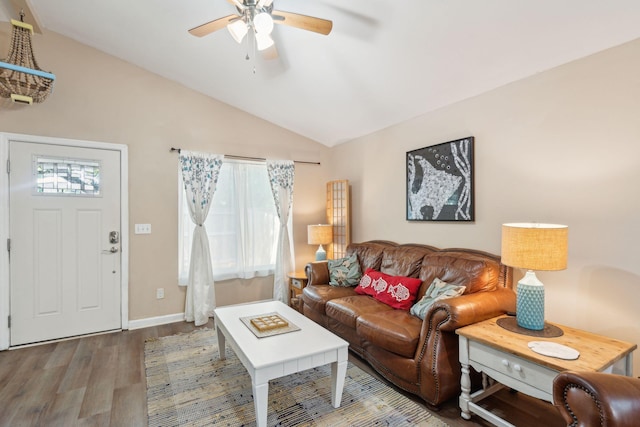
[457,315,636,427]
[287,271,308,311]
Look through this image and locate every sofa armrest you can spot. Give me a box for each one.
[305,261,330,286]
[429,287,516,332]
[553,371,640,427]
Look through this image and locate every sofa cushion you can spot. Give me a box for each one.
[379,244,436,277]
[418,251,501,296]
[328,253,362,287]
[346,242,387,273]
[355,268,423,310]
[302,284,357,315]
[410,278,466,319]
[326,295,392,329]
[357,310,423,358]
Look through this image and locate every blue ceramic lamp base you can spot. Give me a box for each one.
[516,270,545,330]
[315,245,327,261]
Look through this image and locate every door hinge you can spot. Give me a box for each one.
[6,238,10,253]
[6,159,9,174]
[7,315,10,328]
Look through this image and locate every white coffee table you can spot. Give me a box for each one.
[213,300,349,427]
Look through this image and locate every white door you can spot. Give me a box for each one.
[9,141,121,345]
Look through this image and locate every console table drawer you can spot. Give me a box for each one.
[291,278,305,289]
[469,341,557,397]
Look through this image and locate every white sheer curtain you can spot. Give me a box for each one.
[226,161,279,279]
[266,160,295,303]
[179,151,223,326]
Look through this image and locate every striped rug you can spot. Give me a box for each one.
[145,328,449,427]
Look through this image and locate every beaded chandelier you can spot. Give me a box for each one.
[0,12,55,105]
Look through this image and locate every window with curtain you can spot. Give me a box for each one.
[179,159,282,282]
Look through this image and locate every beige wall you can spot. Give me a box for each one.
[0,25,330,319]
[329,38,640,374]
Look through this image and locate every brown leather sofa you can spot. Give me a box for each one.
[553,371,640,427]
[301,240,515,406]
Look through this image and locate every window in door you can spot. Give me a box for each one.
[35,156,101,196]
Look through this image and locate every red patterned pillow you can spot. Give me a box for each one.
[354,268,423,310]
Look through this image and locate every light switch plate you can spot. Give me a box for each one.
[135,223,151,234]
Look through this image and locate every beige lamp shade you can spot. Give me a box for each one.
[501,223,568,271]
[307,224,333,245]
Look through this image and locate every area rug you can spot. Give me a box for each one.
[145,328,449,427]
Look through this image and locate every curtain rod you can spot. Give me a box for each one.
[170,147,320,165]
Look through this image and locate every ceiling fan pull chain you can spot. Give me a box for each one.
[245,29,251,61]
[246,29,256,74]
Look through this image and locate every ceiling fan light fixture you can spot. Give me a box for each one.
[256,0,274,9]
[227,19,248,44]
[253,12,274,34]
[255,33,274,51]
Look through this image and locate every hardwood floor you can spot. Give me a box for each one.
[0,321,564,426]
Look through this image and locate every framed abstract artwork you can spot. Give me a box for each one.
[406,137,474,221]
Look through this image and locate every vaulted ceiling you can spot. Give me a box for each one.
[1,0,640,146]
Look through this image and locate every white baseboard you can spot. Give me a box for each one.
[0,313,188,350]
[128,312,186,330]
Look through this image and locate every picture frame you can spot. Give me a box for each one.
[406,137,474,221]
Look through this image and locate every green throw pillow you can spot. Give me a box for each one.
[410,278,466,319]
[328,253,362,287]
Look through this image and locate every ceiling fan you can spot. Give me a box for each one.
[188,0,333,53]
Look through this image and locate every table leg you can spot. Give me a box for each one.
[330,360,348,408]
[252,380,269,427]
[460,362,472,420]
[625,353,633,376]
[216,326,226,360]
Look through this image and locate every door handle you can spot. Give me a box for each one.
[102,247,119,254]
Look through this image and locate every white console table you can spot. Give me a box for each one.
[457,316,636,427]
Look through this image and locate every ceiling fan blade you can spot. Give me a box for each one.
[188,14,239,37]
[272,11,333,35]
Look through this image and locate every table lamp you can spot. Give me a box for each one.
[307,224,333,261]
[501,223,568,330]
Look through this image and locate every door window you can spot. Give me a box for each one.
[34,156,101,196]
